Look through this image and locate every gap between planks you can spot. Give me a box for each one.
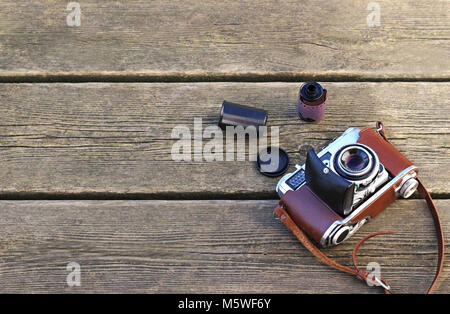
[1,72,450,84]
[0,192,449,201]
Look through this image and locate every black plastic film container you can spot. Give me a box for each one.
[218,101,267,130]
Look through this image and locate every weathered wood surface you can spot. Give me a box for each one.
[0,199,447,293]
[0,82,448,197]
[0,0,448,295]
[0,1,449,79]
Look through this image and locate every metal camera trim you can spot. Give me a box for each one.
[320,165,417,246]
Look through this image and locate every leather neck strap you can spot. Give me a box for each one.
[274,123,445,294]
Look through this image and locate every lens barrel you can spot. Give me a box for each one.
[340,147,371,173]
[333,144,378,183]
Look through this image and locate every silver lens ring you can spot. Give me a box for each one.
[333,144,379,183]
[337,145,373,177]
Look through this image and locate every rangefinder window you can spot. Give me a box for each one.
[286,169,306,190]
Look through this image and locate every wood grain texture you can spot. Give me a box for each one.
[0,82,448,196]
[0,0,449,79]
[0,199,448,293]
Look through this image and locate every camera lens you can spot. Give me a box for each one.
[333,144,378,183]
[340,148,370,172]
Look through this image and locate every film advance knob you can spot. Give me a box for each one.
[399,178,419,199]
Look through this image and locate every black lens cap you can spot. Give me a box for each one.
[256,146,290,177]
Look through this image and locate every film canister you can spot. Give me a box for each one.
[298,82,327,122]
[218,101,267,130]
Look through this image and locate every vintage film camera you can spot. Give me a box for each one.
[276,124,419,246]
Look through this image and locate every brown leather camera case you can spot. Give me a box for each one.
[280,185,343,243]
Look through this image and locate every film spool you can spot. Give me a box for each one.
[298,82,327,122]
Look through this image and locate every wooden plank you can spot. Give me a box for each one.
[0,83,450,199]
[0,82,448,196]
[0,199,447,293]
[0,0,449,79]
